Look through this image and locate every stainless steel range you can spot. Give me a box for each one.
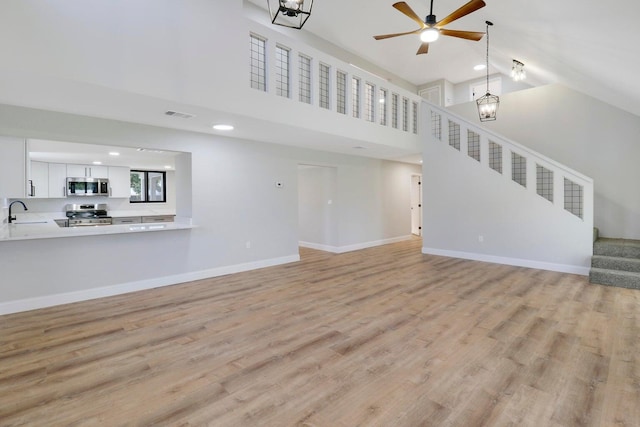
[65,203,112,226]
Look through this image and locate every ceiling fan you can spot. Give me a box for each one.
[374,0,486,55]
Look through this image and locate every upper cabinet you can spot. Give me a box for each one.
[0,136,27,198]
[67,164,109,178]
[108,166,131,198]
[28,161,49,198]
[48,163,68,198]
[27,160,130,199]
[28,162,71,199]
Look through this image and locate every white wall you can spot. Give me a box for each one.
[0,0,421,157]
[297,157,420,252]
[448,83,640,239]
[0,104,420,312]
[450,73,533,106]
[422,125,593,273]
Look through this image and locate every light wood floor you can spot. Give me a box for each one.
[1,238,639,426]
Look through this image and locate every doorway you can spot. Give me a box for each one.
[297,164,338,251]
[410,174,422,236]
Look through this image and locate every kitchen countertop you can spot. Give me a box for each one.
[1,211,193,242]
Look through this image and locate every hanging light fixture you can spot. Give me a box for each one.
[476,21,499,122]
[511,59,526,81]
[267,0,314,29]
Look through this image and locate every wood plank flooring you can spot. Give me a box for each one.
[1,238,639,426]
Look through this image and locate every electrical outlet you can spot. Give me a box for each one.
[478,235,484,243]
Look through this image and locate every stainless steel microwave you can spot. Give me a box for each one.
[66,177,110,197]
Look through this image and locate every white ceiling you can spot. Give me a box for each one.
[3,1,640,169]
[253,0,640,117]
[28,139,180,170]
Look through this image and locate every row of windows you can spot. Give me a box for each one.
[250,34,418,134]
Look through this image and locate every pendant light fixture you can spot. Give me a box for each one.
[511,59,526,81]
[267,0,314,29]
[476,21,499,122]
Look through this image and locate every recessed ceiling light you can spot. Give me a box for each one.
[213,124,234,131]
[474,64,486,71]
[92,161,102,165]
[109,151,120,156]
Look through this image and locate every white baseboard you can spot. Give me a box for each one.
[422,247,590,276]
[300,235,413,254]
[0,254,300,316]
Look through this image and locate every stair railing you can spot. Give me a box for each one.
[424,101,594,225]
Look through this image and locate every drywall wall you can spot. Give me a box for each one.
[448,83,640,239]
[0,104,419,312]
[451,73,533,105]
[0,0,421,157]
[422,130,593,273]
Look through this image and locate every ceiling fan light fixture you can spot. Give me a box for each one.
[268,0,313,29]
[420,27,440,43]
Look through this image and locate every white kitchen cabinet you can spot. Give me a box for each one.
[0,136,27,198]
[112,216,142,225]
[108,166,131,198]
[141,215,175,223]
[67,164,109,178]
[48,163,68,198]
[28,161,49,198]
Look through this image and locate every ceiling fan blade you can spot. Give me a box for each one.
[435,0,486,28]
[439,29,485,41]
[393,2,427,29]
[373,28,422,40]
[416,43,429,55]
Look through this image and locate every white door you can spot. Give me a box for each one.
[410,174,422,236]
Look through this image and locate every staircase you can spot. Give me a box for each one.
[590,235,640,289]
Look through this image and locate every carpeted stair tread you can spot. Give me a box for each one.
[591,255,640,273]
[589,268,640,290]
[593,238,640,259]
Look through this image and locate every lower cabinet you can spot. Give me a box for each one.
[111,216,142,225]
[141,215,175,223]
[111,215,174,225]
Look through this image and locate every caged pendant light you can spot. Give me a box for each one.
[267,0,314,29]
[476,21,499,122]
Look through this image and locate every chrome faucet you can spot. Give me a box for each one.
[8,200,28,224]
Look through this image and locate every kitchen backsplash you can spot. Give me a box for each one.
[1,198,8,230]
[6,197,175,214]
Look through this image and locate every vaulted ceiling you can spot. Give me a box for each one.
[251,0,640,117]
